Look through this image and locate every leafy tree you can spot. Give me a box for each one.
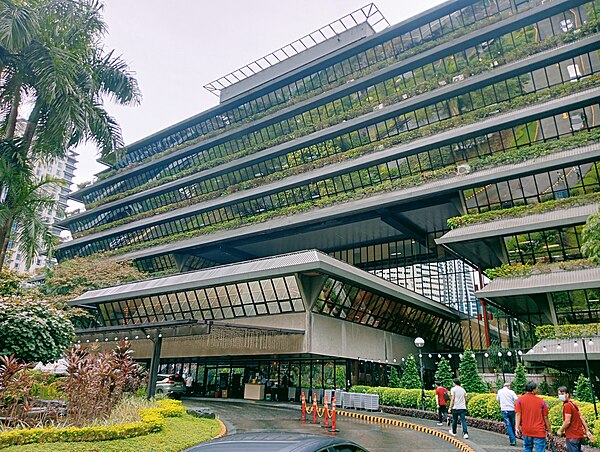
[38,255,146,308]
[575,374,594,403]
[511,362,527,395]
[0,266,27,295]
[389,366,401,388]
[459,350,487,393]
[0,0,141,264]
[0,295,74,363]
[537,379,550,396]
[582,211,600,264]
[434,357,454,389]
[400,354,422,389]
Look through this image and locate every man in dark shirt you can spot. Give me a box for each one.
[515,381,551,452]
[556,386,595,452]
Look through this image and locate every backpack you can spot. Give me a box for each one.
[443,390,450,403]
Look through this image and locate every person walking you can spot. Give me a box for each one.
[497,381,519,446]
[448,378,469,439]
[435,381,450,426]
[556,386,595,452]
[515,381,552,452]
[185,374,194,395]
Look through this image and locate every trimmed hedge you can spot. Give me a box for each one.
[0,399,185,448]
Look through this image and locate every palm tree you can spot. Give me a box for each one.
[0,0,141,264]
[0,140,58,266]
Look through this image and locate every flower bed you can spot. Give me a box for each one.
[0,399,185,448]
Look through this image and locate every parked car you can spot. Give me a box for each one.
[570,113,586,132]
[155,373,186,398]
[560,19,573,33]
[567,64,582,82]
[188,432,368,452]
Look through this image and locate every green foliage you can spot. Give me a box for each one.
[459,350,487,394]
[349,385,371,394]
[467,394,502,421]
[537,380,550,396]
[0,400,211,449]
[388,367,401,388]
[486,259,597,281]
[576,374,594,403]
[39,255,146,308]
[399,354,422,389]
[582,211,600,264]
[0,267,26,296]
[484,263,532,280]
[0,296,74,363]
[512,363,527,395]
[536,323,600,340]
[434,358,453,389]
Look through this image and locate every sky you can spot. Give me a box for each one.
[72,0,446,191]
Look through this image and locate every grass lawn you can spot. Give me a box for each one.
[4,414,222,452]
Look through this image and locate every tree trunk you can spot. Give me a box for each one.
[22,98,42,152]
[5,88,21,140]
[0,216,15,267]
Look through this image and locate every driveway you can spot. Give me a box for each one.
[184,399,455,452]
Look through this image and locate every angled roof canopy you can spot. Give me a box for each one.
[436,204,599,268]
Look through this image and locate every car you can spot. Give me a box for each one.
[155,373,186,398]
[560,19,573,33]
[567,64,581,82]
[187,432,368,452]
[569,113,585,132]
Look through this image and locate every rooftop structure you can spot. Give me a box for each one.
[64,0,600,393]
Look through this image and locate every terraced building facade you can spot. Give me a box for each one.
[63,0,600,393]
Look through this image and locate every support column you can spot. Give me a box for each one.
[147,335,163,399]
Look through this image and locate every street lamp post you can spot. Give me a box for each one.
[581,338,598,419]
[414,337,426,411]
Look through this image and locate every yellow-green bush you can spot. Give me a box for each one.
[0,399,183,448]
[154,399,185,417]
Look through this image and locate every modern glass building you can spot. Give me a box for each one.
[63,0,600,396]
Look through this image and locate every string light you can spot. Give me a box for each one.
[557,343,562,350]
[459,354,463,359]
[471,353,475,358]
[437,354,442,359]
[518,350,523,356]
[428,354,432,358]
[135,335,139,340]
[574,340,578,347]
[497,352,502,357]
[542,345,547,352]
[507,351,512,357]
[105,338,109,342]
[447,354,452,359]
[484,352,489,358]
[589,339,594,346]
[393,359,397,363]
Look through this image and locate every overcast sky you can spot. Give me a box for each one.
[73,0,446,188]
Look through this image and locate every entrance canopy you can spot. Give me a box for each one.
[71,250,461,349]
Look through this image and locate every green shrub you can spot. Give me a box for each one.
[467,394,491,419]
[0,398,184,447]
[349,385,371,394]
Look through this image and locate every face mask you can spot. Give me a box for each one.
[558,394,567,402]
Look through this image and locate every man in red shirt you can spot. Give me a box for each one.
[556,386,595,452]
[435,381,450,426]
[515,381,552,452]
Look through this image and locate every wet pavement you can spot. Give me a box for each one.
[183,398,458,451]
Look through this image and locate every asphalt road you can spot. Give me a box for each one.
[184,399,455,452]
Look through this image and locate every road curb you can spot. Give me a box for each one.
[337,410,474,452]
[214,418,227,439]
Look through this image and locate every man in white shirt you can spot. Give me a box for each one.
[448,378,469,439]
[497,382,518,446]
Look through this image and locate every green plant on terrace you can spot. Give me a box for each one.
[95,12,600,188]
[88,129,600,259]
[78,78,600,241]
